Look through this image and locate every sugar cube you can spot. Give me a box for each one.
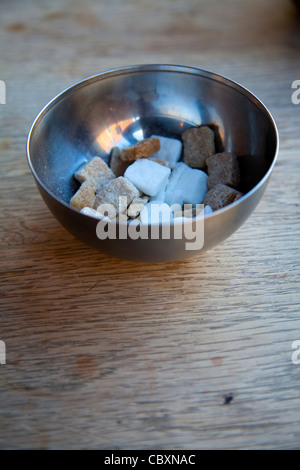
[74,156,115,187]
[164,189,184,207]
[182,126,215,169]
[204,184,243,211]
[150,185,167,203]
[206,152,241,190]
[80,207,106,220]
[165,162,208,205]
[150,135,182,168]
[127,197,148,218]
[124,159,171,197]
[95,176,140,215]
[164,162,186,193]
[204,205,213,215]
[119,137,160,161]
[148,157,171,168]
[70,179,98,211]
[109,147,133,177]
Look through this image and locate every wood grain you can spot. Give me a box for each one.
[0,0,300,450]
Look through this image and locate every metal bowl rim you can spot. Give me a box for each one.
[26,63,279,222]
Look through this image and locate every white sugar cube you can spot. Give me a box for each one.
[150,186,166,203]
[164,189,184,207]
[80,207,106,220]
[124,159,171,197]
[204,205,213,215]
[179,167,208,204]
[150,177,169,203]
[150,135,182,168]
[165,162,208,205]
[165,162,186,192]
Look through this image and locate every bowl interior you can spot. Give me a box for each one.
[28,65,278,210]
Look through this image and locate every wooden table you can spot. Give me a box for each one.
[1,0,299,450]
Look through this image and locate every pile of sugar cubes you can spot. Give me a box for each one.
[70,126,243,223]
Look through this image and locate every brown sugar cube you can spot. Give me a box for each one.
[206,152,241,190]
[70,179,98,211]
[119,137,160,161]
[182,126,215,169]
[74,156,115,187]
[204,184,243,211]
[127,197,148,218]
[95,176,140,215]
[110,147,133,177]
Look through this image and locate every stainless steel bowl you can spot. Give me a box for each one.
[27,64,279,262]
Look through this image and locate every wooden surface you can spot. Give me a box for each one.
[1,0,300,450]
